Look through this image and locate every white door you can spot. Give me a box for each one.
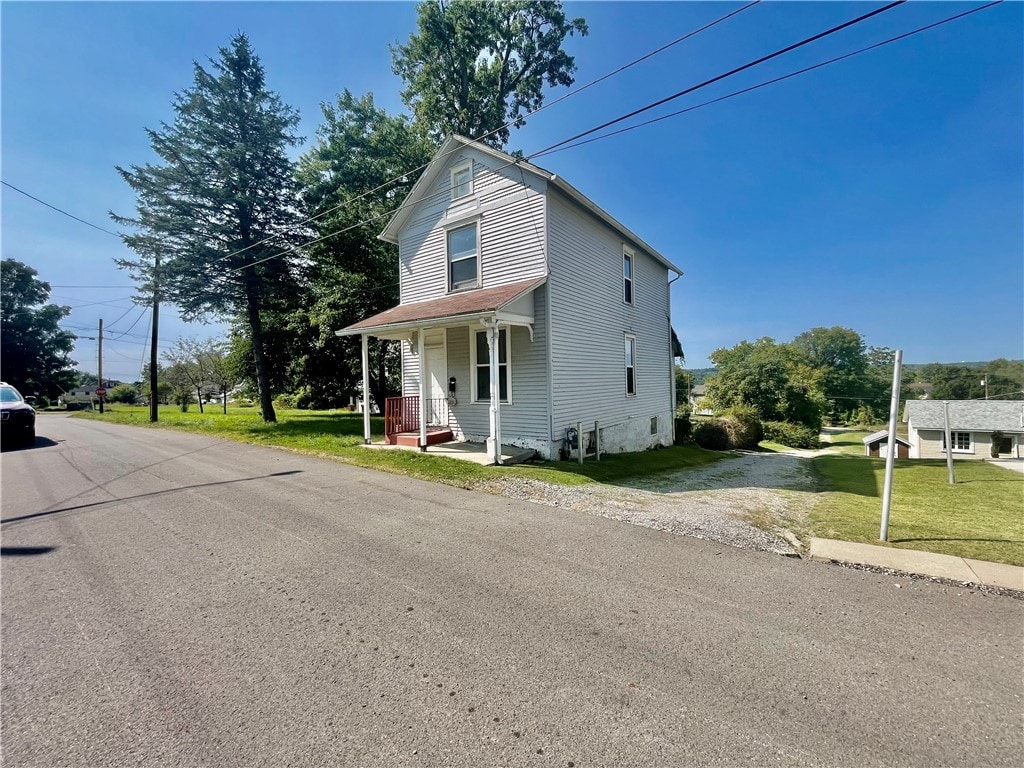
[423,331,447,425]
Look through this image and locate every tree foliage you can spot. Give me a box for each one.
[392,0,587,147]
[113,34,303,422]
[0,259,77,397]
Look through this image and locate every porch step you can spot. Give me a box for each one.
[389,427,454,447]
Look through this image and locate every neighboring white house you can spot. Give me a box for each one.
[903,400,1024,459]
[337,135,682,463]
[689,384,712,416]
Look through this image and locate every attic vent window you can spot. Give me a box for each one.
[451,161,473,200]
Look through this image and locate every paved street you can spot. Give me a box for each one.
[2,415,1022,767]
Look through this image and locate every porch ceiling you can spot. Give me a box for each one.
[335,276,545,339]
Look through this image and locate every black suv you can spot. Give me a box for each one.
[0,383,36,447]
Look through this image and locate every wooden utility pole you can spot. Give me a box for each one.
[149,255,160,423]
[97,318,104,414]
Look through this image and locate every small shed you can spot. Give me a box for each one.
[863,430,911,459]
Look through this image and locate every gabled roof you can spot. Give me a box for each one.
[862,430,911,447]
[336,277,545,337]
[903,400,1024,432]
[379,134,682,275]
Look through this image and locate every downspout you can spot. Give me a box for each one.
[667,271,682,444]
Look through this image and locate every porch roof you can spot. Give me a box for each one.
[335,276,546,337]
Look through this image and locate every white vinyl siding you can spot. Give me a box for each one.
[546,189,673,440]
[399,148,546,304]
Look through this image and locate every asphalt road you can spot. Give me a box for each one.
[2,415,1021,767]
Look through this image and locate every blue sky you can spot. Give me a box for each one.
[2,1,1021,381]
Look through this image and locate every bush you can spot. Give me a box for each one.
[763,421,819,449]
[273,393,297,410]
[674,408,692,444]
[692,419,731,451]
[721,405,763,449]
[107,384,139,404]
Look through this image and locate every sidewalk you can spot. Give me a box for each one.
[809,537,1024,591]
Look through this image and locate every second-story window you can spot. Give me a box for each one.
[451,161,473,200]
[448,223,479,291]
[623,247,634,305]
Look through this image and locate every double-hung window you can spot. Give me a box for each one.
[623,247,634,305]
[625,335,637,396]
[451,161,473,200]
[448,223,478,291]
[942,431,972,452]
[473,328,510,402]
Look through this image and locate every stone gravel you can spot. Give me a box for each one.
[476,451,822,555]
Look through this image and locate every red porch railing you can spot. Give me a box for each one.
[384,396,451,444]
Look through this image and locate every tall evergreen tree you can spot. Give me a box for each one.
[392,0,587,147]
[112,34,302,422]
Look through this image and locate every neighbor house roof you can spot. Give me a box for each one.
[336,277,545,337]
[903,400,1024,432]
[690,384,706,397]
[862,430,911,447]
[379,134,682,276]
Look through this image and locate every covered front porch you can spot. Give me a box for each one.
[336,277,546,466]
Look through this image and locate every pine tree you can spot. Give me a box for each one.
[113,34,303,422]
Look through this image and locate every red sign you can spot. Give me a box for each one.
[95,387,107,397]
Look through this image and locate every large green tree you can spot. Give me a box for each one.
[392,0,587,147]
[704,337,826,429]
[293,91,436,408]
[113,34,303,422]
[0,259,77,397]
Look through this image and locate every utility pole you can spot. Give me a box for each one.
[149,254,160,423]
[879,349,903,542]
[97,318,104,414]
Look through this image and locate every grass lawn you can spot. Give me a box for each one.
[810,455,1024,566]
[72,405,723,489]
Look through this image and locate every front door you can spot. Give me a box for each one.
[423,330,447,426]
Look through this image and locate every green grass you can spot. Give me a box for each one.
[72,405,723,489]
[810,455,1024,565]
[822,429,873,455]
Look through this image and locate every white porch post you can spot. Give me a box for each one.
[418,329,427,450]
[361,334,371,444]
[486,321,502,465]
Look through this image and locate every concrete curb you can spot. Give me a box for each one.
[808,537,1024,591]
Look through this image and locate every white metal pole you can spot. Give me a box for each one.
[943,400,955,485]
[418,330,427,450]
[879,349,903,542]
[361,334,371,444]
[488,323,502,465]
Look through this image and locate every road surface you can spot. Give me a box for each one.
[2,415,1021,767]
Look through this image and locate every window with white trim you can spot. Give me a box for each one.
[451,161,473,200]
[472,328,510,403]
[941,431,972,452]
[625,335,637,396]
[623,247,634,305]
[448,223,479,291]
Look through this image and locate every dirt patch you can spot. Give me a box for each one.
[476,451,824,555]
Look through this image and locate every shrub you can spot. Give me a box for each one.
[991,431,1005,459]
[721,405,763,449]
[763,421,819,449]
[274,393,297,410]
[107,384,138,404]
[692,419,731,451]
[674,408,692,444]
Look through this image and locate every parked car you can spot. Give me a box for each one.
[0,382,36,446]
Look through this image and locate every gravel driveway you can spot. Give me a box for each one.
[478,451,822,555]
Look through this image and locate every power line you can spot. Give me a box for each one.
[535,1,1005,159]
[530,0,906,159]
[200,1,762,270]
[1,180,121,238]
[226,0,916,278]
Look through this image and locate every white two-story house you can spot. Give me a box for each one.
[337,135,682,464]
